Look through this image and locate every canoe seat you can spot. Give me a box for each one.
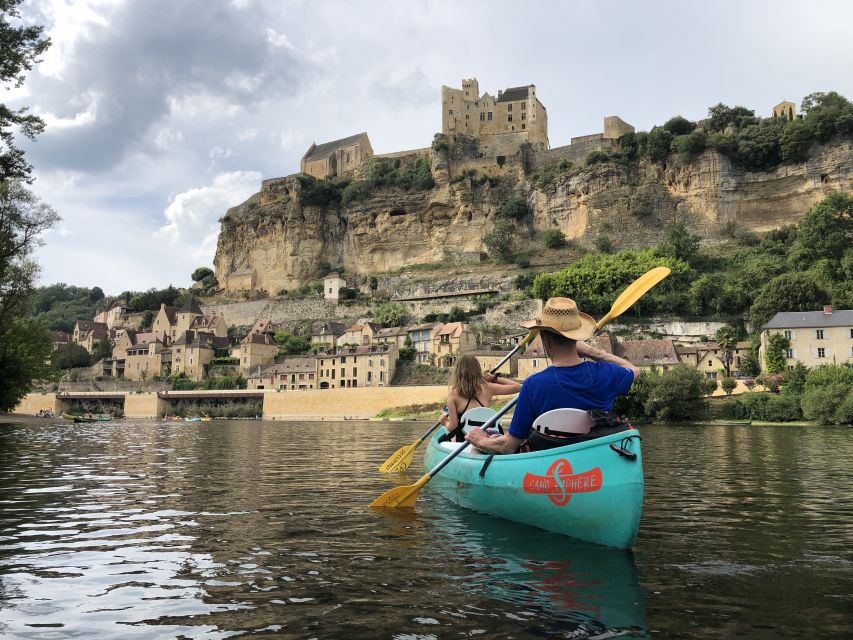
[532,408,592,436]
[460,407,503,435]
[438,440,486,454]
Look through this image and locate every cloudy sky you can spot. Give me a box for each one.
[11,0,853,293]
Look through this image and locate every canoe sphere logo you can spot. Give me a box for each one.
[522,458,603,506]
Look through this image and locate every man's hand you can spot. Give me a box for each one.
[576,342,602,360]
[464,427,489,447]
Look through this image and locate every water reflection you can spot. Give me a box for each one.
[424,499,647,638]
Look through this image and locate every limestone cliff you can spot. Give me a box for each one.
[214,138,852,294]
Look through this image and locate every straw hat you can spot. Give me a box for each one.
[520,297,596,341]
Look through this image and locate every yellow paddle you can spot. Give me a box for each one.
[370,265,672,508]
[378,332,536,473]
[594,266,671,335]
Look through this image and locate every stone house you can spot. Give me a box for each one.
[759,307,852,371]
[317,344,398,389]
[300,132,373,180]
[517,334,547,379]
[323,273,346,302]
[772,100,797,121]
[470,349,518,377]
[432,322,477,367]
[122,338,170,381]
[441,78,549,155]
[94,299,134,329]
[337,322,380,347]
[72,320,111,354]
[171,331,229,381]
[374,326,409,350]
[678,341,753,379]
[247,357,318,391]
[238,319,279,375]
[618,338,681,372]
[52,331,71,351]
[152,304,179,339]
[407,323,442,365]
[311,321,347,351]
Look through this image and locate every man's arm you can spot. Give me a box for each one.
[576,342,639,380]
[465,428,525,454]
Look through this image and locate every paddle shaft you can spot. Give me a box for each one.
[593,267,671,336]
[425,396,518,478]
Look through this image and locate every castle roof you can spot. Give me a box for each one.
[178,296,203,316]
[302,132,369,162]
[496,85,533,103]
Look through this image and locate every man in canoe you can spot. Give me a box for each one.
[465,297,638,454]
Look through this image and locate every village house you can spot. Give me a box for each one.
[311,321,347,351]
[517,334,548,378]
[373,326,410,350]
[152,303,179,339]
[170,331,230,382]
[94,299,134,329]
[238,319,279,375]
[337,322,380,347]
[122,337,169,381]
[52,331,71,351]
[470,349,519,377]
[407,323,442,365]
[677,341,753,379]
[617,338,681,372]
[432,322,477,367]
[300,132,373,180]
[323,273,346,302]
[247,357,318,391]
[72,320,111,354]
[317,344,398,389]
[759,307,853,370]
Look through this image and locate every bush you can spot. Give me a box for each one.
[52,343,93,369]
[662,116,697,136]
[496,196,532,221]
[721,376,737,395]
[643,364,716,421]
[543,228,566,249]
[373,302,408,326]
[192,267,213,282]
[585,150,610,166]
[496,155,506,167]
[432,134,450,153]
[801,364,853,424]
[483,220,517,262]
[594,235,613,253]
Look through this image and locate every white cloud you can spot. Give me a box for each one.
[266,27,294,49]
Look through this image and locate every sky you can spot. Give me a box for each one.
[10,0,853,294]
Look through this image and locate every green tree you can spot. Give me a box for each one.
[447,306,466,322]
[0,182,59,410]
[782,361,809,395]
[643,364,716,421]
[705,103,757,133]
[715,326,738,376]
[721,376,737,396]
[399,335,415,360]
[594,234,613,253]
[91,338,113,363]
[483,220,517,262]
[373,302,407,326]
[764,333,790,374]
[788,192,853,268]
[543,228,566,249]
[367,275,379,291]
[662,116,696,136]
[749,272,831,329]
[192,267,213,282]
[800,364,853,425]
[273,330,311,355]
[739,345,762,378]
[51,342,91,369]
[659,220,700,261]
[645,127,674,161]
[496,196,531,221]
[0,1,51,182]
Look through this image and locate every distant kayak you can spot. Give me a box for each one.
[62,413,110,423]
[184,417,202,423]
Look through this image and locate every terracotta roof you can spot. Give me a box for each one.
[408,323,441,332]
[302,132,369,162]
[243,332,277,346]
[521,334,545,357]
[53,331,71,342]
[436,322,466,338]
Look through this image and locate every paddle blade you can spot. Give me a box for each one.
[370,474,430,508]
[377,442,418,473]
[596,266,671,331]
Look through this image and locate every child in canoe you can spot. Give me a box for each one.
[439,354,521,441]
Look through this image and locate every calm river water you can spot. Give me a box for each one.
[0,420,850,639]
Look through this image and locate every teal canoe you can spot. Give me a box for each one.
[423,428,644,549]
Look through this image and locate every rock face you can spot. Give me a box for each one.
[214,138,853,294]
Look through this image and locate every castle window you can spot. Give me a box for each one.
[522,124,526,130]
[487,112,493,121]
[480,112,484,121]
[507,104,512,112]
[448,109,453,115]
[465,114,469,120]
[346,152,351,163]
[508,114,513,122]
[465,91,469,96]
[521,112,526,120]
[522,102,526,109]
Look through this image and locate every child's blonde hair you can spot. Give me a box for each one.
[449,354,484,401]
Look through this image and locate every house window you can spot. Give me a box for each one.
[522,124,526,130]
[521,112,526,121]
[533,359,538,367]
[487,112,492,121]
[480,112,484,121]
[380,359,385,366]
[817,347,826,358]
[508,114,513,122]
[465,114,469,120]
[367,371,372,382]
[328,288,332,294]
[309,373,314,380]
[521,102,526,109]
[448,109,453,115]
[507,104,512,112]
[785,349,794,358]
[346,152,351,163]
[353,367,357,376]
[815,329,824,339]
[708,360,713,367]
[379,371,384,382]
[850,329,853,339]
[706,372,717,379]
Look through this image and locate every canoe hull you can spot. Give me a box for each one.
[423,430,643,549]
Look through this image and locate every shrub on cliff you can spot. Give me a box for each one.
[373,302,407,327]
[483,220,517,262]
[543,228,566,249]
[496,196,532,221]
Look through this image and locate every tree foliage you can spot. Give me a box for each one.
[192,267,213,282]
[764,334,790,374]
[749,272,831,329]
[0,1,51,182]
[800,364,853,425]
[658,220,700,261]
[483,220,517,262]
[642,364,717,422]
[373,302,407,327]
[51,342,92,369]
[273,330,311,355]
[543,228,566,249]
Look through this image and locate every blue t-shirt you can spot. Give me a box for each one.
[508,362,635,439]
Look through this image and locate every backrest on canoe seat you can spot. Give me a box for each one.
[460,407,502,435]
[532,408,592,436]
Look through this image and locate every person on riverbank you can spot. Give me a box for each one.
[440,354,522,441]
[465,297,638,454]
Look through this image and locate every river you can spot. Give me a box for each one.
[0,420,850,639]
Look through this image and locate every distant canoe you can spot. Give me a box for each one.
[184,417,202,423]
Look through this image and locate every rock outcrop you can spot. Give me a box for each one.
[214,138,852,294]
